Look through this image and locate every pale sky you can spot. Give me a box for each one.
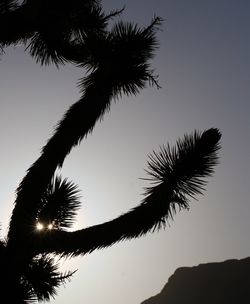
[0,1,249,303]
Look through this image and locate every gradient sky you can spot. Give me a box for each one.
[0,1,249,303]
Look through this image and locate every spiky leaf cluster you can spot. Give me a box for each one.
[142,128,221,229]
[26,0,108,66]
[37,176,81,230]
[21,255,75,302]
[0,0,122,64]
[146,129,221,195]
[80,17,162,97]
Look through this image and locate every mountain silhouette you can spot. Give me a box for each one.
[141,257,250,304]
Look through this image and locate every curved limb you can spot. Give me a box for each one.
[7,80,112,245]
[8,19,161,247]
[28,129,221,257]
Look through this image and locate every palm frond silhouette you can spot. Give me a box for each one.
[0,0,221,302]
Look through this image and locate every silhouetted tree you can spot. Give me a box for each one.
[0,0,221,302]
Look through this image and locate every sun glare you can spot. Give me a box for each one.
[48,223,53,230]
[36,222,44,230]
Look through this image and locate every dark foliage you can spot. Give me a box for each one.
[8,14,161,246]
[22,255,75,302]
[0,0,221,302]
[37,176,81,230]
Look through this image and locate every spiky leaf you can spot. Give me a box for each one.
[37,176,81,230]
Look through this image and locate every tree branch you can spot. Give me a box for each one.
[29,129,221,257]
[7,78,113,246]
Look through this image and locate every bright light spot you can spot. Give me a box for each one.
[48,223,53,230]
[36,222,44,230]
